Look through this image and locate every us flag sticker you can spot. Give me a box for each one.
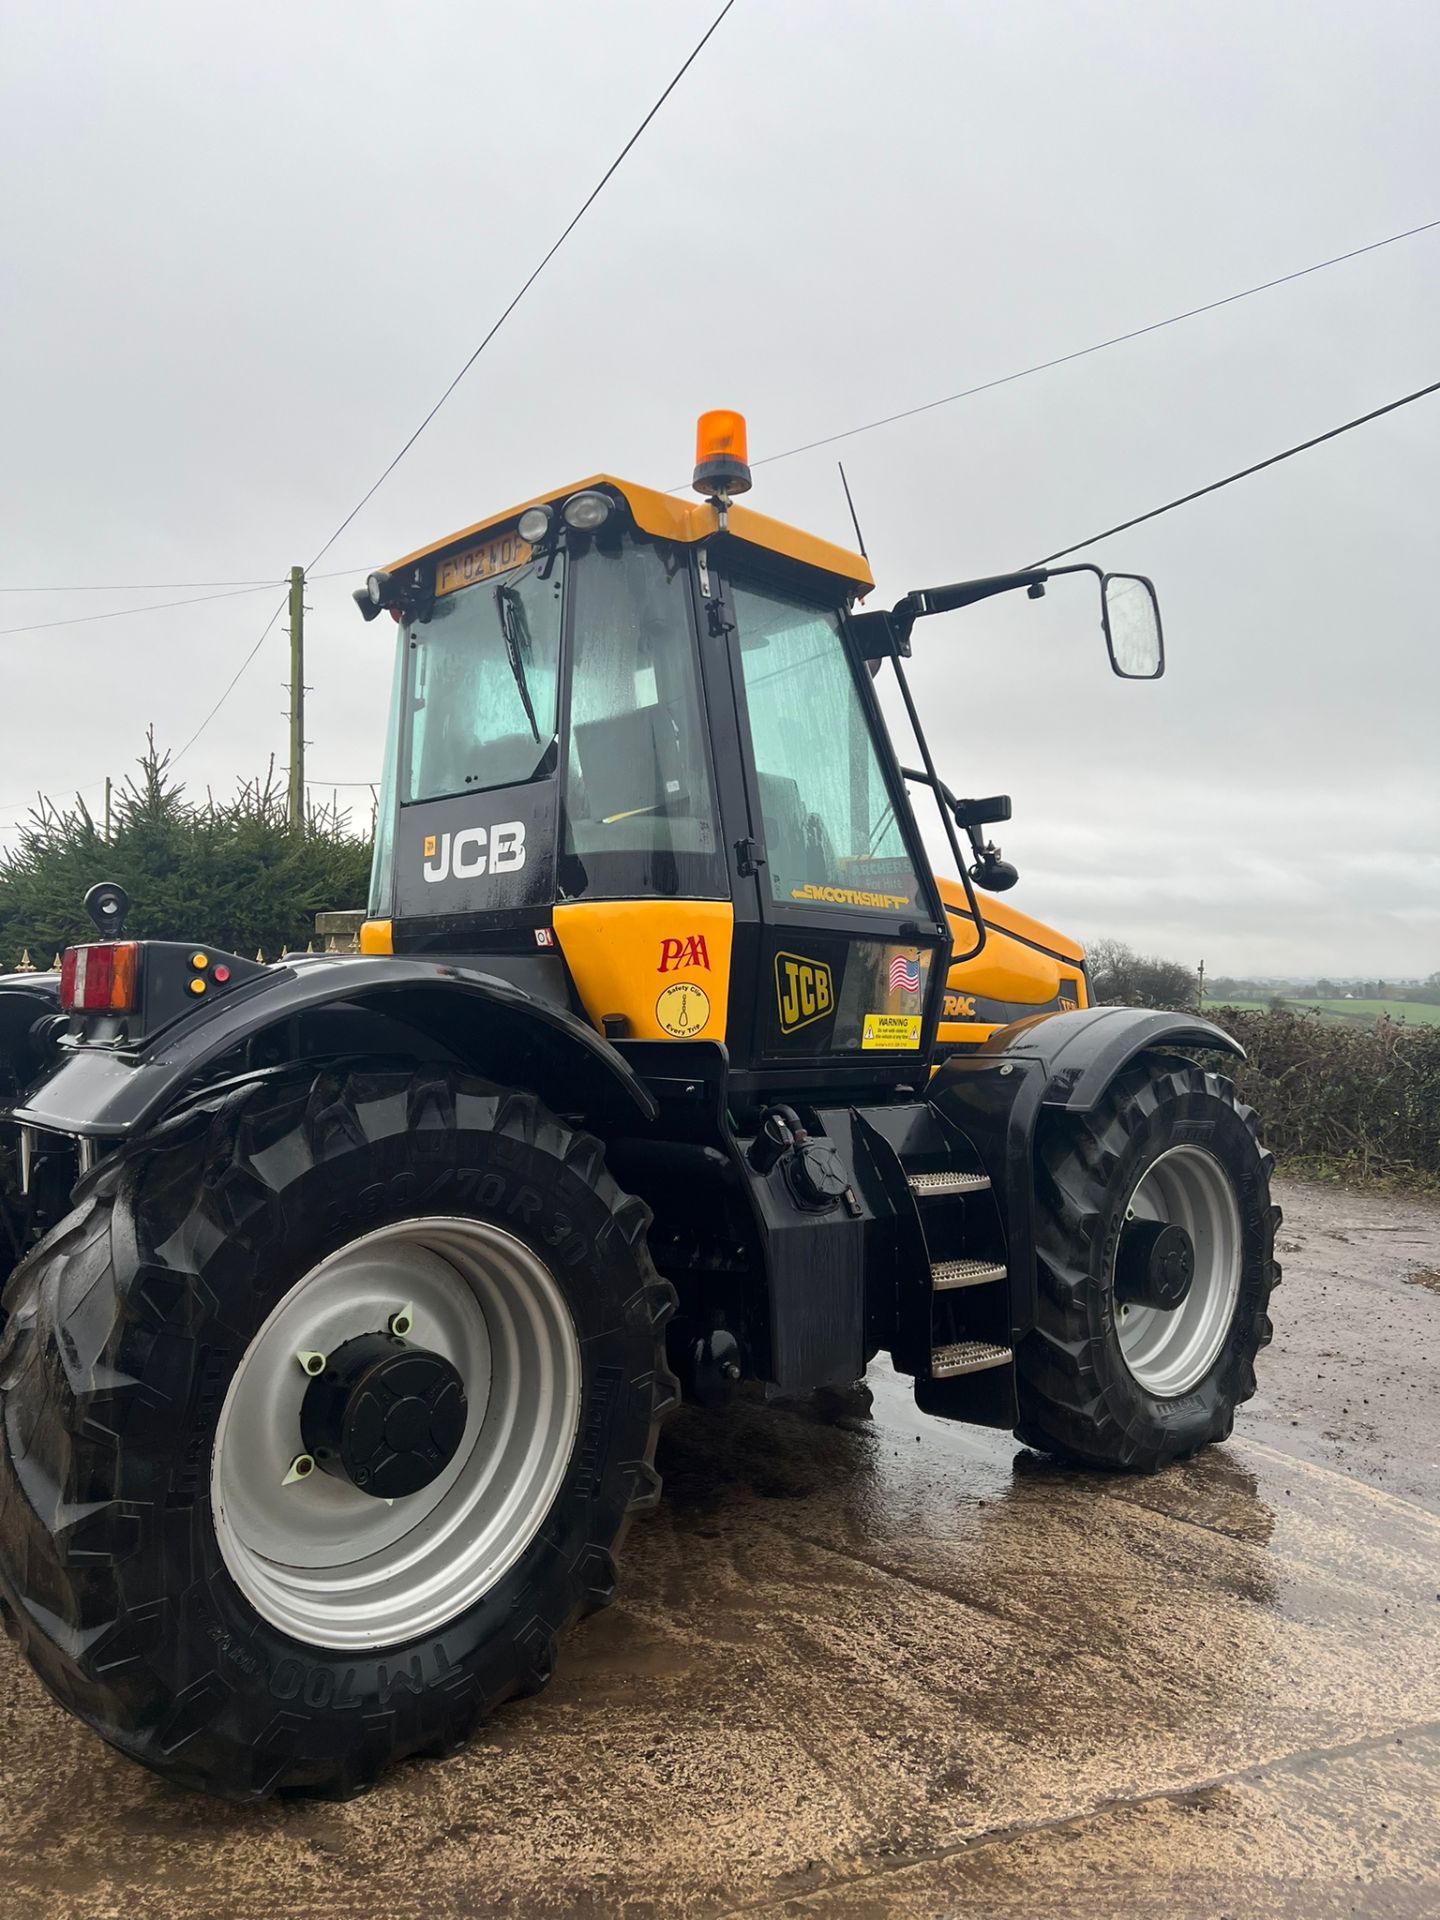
[889,954,921,993]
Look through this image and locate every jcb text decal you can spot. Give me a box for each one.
[658,934,711,973]
[775,952,834,1035]
[422,822,526,883]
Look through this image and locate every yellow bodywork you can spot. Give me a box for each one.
[552,900,733,1043]
[361,883,1083,1051]
[385,475,873,594]
[935,879,1087,1046]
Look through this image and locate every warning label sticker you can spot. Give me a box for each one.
[861,1012,922,1051]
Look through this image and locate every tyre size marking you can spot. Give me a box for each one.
[174,1348,234,1504]
[574,1366,622,1500]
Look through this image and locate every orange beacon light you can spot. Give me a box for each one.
[692,409,752,498]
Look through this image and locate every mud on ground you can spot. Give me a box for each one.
[0,1175,1435,1918]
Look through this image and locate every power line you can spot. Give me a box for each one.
[0,580,285,640]
[172,595,289,766]
[0,577,283,593]
[1029,375,1440,565]
[746,214,1440,474]
[304,0,736,574]
[173,0,736,763]
[9,381,1439,819]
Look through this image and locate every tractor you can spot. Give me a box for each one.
[0,413,1277,1799]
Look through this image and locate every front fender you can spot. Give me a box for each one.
[7,953,657,1138]
[978,1004,1244,1111]
[929,1005,1245,1341]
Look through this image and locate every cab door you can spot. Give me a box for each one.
[709,560,950,1086]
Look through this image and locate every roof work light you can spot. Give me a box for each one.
[692,410,752,499]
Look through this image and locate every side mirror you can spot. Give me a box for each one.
[951,794,1011,831]
[1101,573,1164,679]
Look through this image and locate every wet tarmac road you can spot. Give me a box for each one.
[0,1175,1436,1918]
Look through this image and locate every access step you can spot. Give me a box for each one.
[930,1339,1013,1380]
[908,1170,991,1197]
[931,1257,1008,1291]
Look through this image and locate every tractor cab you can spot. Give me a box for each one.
[358,428,951,1100]
[356,412,1159,1106]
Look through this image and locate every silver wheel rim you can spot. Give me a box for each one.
[211,1217,581,1650]
[1113,1145,1242,1398]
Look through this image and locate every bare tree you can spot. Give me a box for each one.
[1086,938,1199,1009]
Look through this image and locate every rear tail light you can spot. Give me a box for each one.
[59,943,140,1014]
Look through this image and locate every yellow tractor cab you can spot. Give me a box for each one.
[357,414,1102,1083]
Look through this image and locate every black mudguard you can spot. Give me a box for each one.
[6,952,656,1139]
[930,1006,1244,1340]
[0,976,63,1100]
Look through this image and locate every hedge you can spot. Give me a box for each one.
[1201,1007,1440,1183]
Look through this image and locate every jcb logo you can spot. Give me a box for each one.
[658,934,710,973]
[422,822,526,883]
[775,952,833,1034]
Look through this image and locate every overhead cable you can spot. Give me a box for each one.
[1030,375,1440,564]
[748,214,1440,473]
[174,0,737,758]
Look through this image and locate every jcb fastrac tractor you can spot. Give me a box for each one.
[0,414,1277,1799]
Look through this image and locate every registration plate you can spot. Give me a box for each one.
[435,529,533,597]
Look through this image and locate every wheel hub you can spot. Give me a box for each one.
[301,1331,467,1499]
[1115,1218,1196,1311]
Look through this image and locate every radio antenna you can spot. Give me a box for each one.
[837,461,869,559]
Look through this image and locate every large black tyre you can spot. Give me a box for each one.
[0,1065,677,1800]
[1016,1059,1279,1471]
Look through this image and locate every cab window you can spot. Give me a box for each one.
[732,581,921,915]
[404,558,563,803]
[559,537,726,899]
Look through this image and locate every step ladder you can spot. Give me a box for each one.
[898,1137,1015,1407]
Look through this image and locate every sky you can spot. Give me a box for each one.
[2,0,1437,978]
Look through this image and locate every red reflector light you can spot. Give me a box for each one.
[59,943,139,1013]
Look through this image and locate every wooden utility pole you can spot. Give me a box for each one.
[287,566,305,831]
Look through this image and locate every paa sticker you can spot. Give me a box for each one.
[655,981,711,1037]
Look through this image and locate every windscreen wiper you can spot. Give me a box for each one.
[495,583,540,743]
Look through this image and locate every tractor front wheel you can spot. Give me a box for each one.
[0,1066,676,1799]
[1016,1060,1278,1470]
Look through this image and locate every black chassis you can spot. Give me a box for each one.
[3,948,1241,1415]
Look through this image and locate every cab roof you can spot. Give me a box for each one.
[383,474,875,594]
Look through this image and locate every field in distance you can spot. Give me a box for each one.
[1210,996,1440,1025]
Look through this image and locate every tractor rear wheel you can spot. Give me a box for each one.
[1016,1060,1278,1470]
[0,1065,676,1799]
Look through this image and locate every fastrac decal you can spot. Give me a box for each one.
[422,822,526,883]
[658,934,711,974]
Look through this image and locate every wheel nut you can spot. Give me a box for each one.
[388,1305,413,1339]
[297,1350,327,1377]
[282,1453,316,1486]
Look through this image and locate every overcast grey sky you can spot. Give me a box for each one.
[2,0,1437,976]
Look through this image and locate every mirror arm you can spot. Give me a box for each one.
[894,561,1104,627]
